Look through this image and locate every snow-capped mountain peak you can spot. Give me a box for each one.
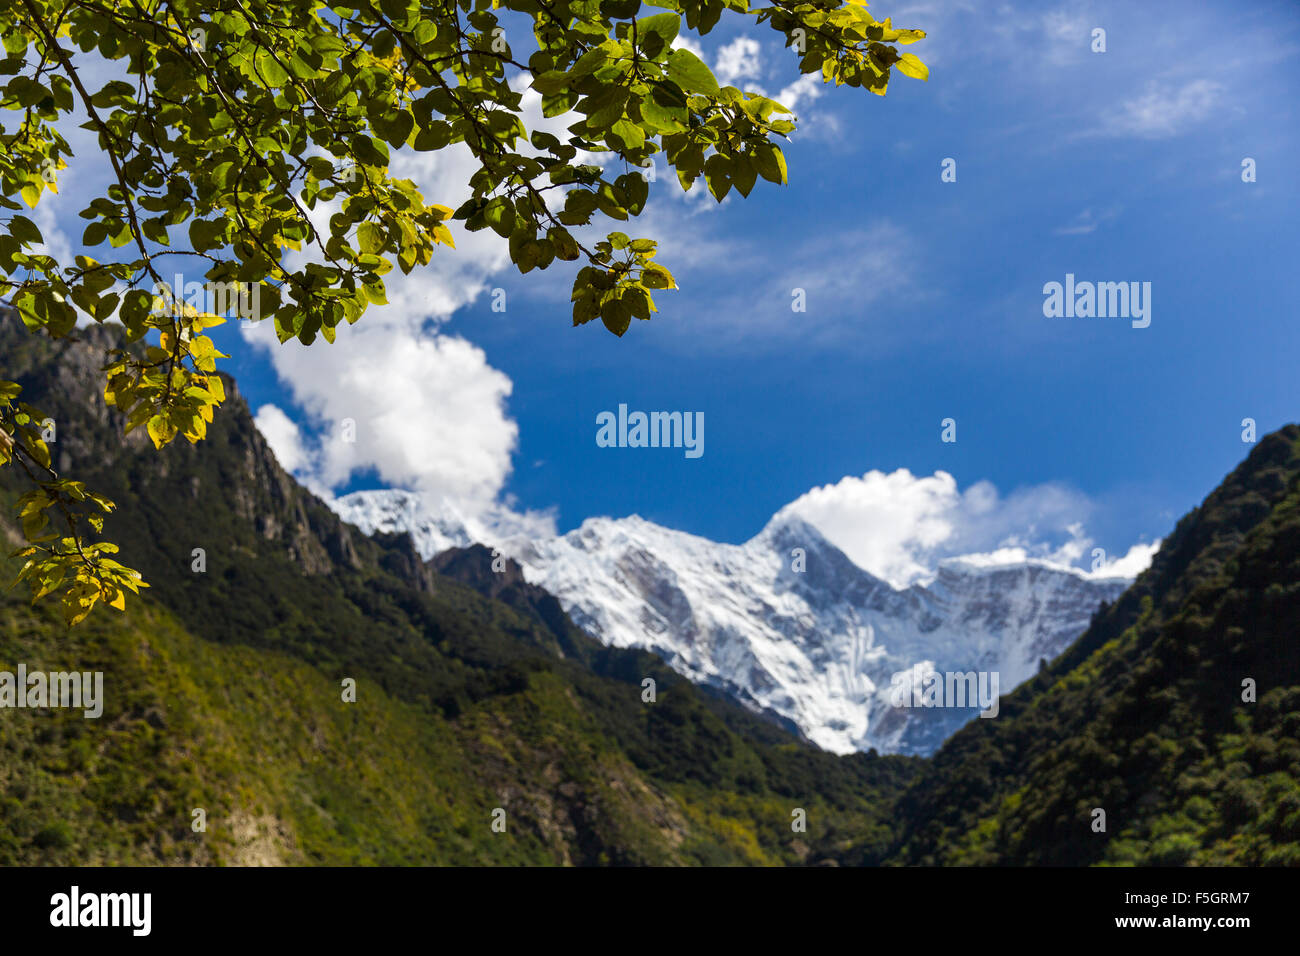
[332,488,1132,755]
[333,488,475,556]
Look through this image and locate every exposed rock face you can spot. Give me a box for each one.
[0,315,407,586]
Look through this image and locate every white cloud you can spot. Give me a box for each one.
[31,197,73,266]
[465,498,559,553]
[253,404,311,474]
[1090,540,1160,579]
[1053,206,1121,236]
[777,469,961,586]
[241,140,521,518]
[241,74,585,529]
[1040,8,1091,67]
[1102,79,1223,139]
[715,37,763,86]
[775,73,824,114]
[245,319,520,513]
[672,34,707,62]
[644,221,922,351]
[774,468,1156,587]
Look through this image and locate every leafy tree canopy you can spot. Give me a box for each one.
[0,0,925,623]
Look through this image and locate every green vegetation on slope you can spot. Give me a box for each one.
[880,426,1300,866]
[3,320,1298,866]
[0,536,926,865]
[0,321,919,865]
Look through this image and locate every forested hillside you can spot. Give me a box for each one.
[879,425,1300,866]
[2,318,1297,866]
[0,318,918,865]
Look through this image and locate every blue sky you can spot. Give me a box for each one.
[35,0,1300,579]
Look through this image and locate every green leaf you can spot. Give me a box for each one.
[641,262,675,289]
[572,289,600,325]
[375,109,415,148]
[605,0,640,19]
[255,49,289,87]
[752,142,788,185]
[636,13,680,58]
[895,53,929,81]
[530,71,570,95]
[570,45,611,80]
[640,90,687,132]
[542,89,580,118]
[731,155,757,197]
[625,286,655,320]
[666,48,719,96]
[357,222,386,254]
[146,414,177,449]
[602,297,631,336]
[704,153,732,201]
[108,222,133,248]
[548,228,580,261]
[609,119,646,150]
[94,292,120,320]
[483,199,516,239]
[10,215,42,245]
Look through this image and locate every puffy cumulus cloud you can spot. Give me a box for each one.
[776,469,960,586]
[244,319,519,513]
[715,37,763,85]
[1090,540,1161,579]
[775,73,825,113]
[242,153,517,513]
[671,34,707,62]
[707,38,825,119]
[774,468,1157,588]
[243,73,586,529]
[253,403,311,475]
